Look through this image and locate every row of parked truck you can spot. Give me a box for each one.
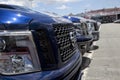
[0,4,100,80]
[63,16,101,55]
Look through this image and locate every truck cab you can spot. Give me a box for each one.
[0,4,82,80]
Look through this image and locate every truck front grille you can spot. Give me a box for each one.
[53,24,76,62]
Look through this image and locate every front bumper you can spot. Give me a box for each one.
[77,36,93,54]
[0,50,82,80]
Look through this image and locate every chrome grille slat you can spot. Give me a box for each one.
[53,24,76,62]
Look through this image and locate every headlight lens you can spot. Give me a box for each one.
[0,31,40,75]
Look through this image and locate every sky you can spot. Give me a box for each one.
[0,0,120,15]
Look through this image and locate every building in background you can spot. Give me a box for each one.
[85,7,120,23]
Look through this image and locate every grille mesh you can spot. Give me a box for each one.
[53,24,76,62]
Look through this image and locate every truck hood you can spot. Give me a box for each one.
[0,6,71,30]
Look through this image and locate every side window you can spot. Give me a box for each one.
[81,23,86,30]
[82,23,88,35]
[91,23,95,30]
[93,23,98,31]
[81,23,84,29]
[75,23,81,30]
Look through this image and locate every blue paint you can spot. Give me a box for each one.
[63,16,80,23]
[0,4,82,80]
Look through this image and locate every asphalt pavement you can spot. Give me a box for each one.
[83,23,120,80]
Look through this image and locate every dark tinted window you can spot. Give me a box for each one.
[0,4,32,12]
[12,5,32,11]
[0,4,15,9]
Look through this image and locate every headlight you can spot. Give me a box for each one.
[0,31,41,75]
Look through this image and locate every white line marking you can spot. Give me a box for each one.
[81,24,101,80]
[81,42,96,80]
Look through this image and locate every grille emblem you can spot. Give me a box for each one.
[69,32,76,47]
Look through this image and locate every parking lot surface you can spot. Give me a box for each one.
[84,23,120,80]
